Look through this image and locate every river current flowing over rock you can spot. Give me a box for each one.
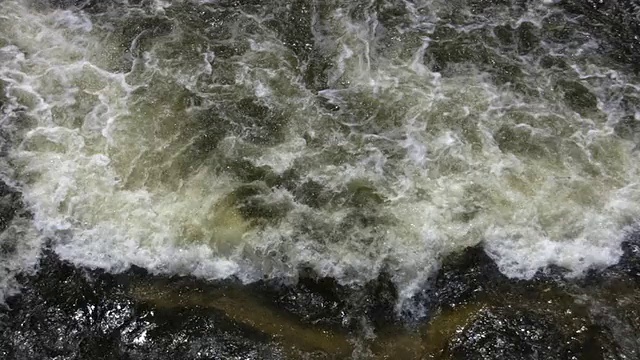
[2,0,640,359]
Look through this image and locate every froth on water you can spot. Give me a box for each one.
[1,0,640,308]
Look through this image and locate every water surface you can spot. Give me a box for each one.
[1,0,640,315]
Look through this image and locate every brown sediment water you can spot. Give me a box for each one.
[130,282,353,357]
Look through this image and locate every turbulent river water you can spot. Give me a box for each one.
[2,0,640,327]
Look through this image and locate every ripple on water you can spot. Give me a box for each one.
[0,0,640,311]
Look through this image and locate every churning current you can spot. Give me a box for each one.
[1,0,640,308]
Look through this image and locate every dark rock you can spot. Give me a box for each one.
[256,269,397,331]
[613,233,640,277]
[584,230,640,282]
[541,12,574,43]
[539,55,568,70]
[516,22,539,55]
[554,79,599,115]
[407,242,638,359]
[0,253,283,360]
[412,230,640,360]
[432,245,508,309]
[257,273,350,328]
[2,235,640,359]
[561,0,640,73]
[363,271,398,328]
[493,24,514,45]
[443,307,612,360]
[0,180,23,233]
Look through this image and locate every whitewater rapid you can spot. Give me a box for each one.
[1,0,640,310]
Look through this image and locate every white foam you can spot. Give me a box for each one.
[1,0,640,311]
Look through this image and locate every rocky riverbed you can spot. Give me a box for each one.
[1,176,639,359]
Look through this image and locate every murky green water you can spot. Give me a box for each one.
[1,0,640,357]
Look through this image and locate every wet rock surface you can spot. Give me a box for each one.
[1,236,639,359]
[0,180,25,234]
[443,306,619,360]
[0,254,284,360]
[0,180,638,357]
[417,237,640,360]
[561,0,640,72]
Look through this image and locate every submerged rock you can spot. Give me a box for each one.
[554,79,599,115]
[0,180,24,233]
[0,254,285,360]
[1,236,639,360]
[416,236,640,360]
[561,0,640,72]
[442,306,619,360]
